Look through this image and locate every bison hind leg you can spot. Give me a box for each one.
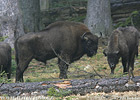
[16,56,33,82]
[129,67,134,78]
[127,67,135,84]
[6,61,11,79]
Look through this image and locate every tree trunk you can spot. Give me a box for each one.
[0,0,24,47]
[85,0,112,37]
[18,0,40,33]
[0,76,140,96]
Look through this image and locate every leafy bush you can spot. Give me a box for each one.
[114,11,140,28]
[131,11,140,30]
[0,71,11,83]
[69,15,86,22]
[0,36,8,42]
[114,16,131,28]
[47,87,72,99]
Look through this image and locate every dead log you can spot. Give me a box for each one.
[0,76,140,96]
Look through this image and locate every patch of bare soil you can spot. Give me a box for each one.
[74,91,140,100]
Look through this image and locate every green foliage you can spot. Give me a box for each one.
[114,16,131,28]
[65,96,77,100]
[0,36,8,42]
[47,87,72,99]
[96,54,104,61]
[131,11,140,29]
[0,71,11,83]
[115,11,140,28]
[137,65,140,68]
[25,78,32,82]
[131,11,139,15]
[11,59,16,75]
[69,15,86,22]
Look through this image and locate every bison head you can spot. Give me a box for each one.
[103,49,120,74]
[81,32,98,57]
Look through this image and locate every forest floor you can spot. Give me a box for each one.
[8,43,140,99]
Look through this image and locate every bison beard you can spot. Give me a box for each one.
[103,26,139,80]
[15,21,99,82]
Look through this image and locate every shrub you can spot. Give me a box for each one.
[47,87,72,99]
[0,71,11,83]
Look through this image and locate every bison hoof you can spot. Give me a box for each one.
[59,75,68,79]
[123,72,128,75]
[110,72,114,75]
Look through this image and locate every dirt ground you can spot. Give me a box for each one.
[72,91,140,100]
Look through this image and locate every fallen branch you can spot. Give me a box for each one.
[50,43,70,65]
[92,66,102,78]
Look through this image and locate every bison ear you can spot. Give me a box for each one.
[103,49,108,56]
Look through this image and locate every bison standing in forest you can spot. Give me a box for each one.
[15,21,99,82]
[0,42,11,79]
[103,26,139,79]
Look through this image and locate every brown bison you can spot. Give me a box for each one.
[15,21,99,82]
[103,26,139,79]
[0,42,11,79]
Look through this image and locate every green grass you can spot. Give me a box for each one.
[47,87,72,99]
[0,71,11,83]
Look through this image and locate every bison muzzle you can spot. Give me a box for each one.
[15,21,99,82]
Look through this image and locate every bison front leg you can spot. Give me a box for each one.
[122,57,128,74]
[58,56,70,79]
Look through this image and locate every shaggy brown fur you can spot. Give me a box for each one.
[103,26,139,79]
[15,21,99,82]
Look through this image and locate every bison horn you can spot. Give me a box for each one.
[103,49,108,56]
[81,32,87,38]
[114,50,119,54]
[99,32,102,38]
[81,32,88,41]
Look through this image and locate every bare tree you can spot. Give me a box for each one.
[85,0,112,37]
[0,0,40,47]
[18,0,40,33]
[0,0,24,47]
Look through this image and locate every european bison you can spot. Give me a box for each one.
[0,42,11,79]
[103,26,139,79]
[15,21,99,82]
